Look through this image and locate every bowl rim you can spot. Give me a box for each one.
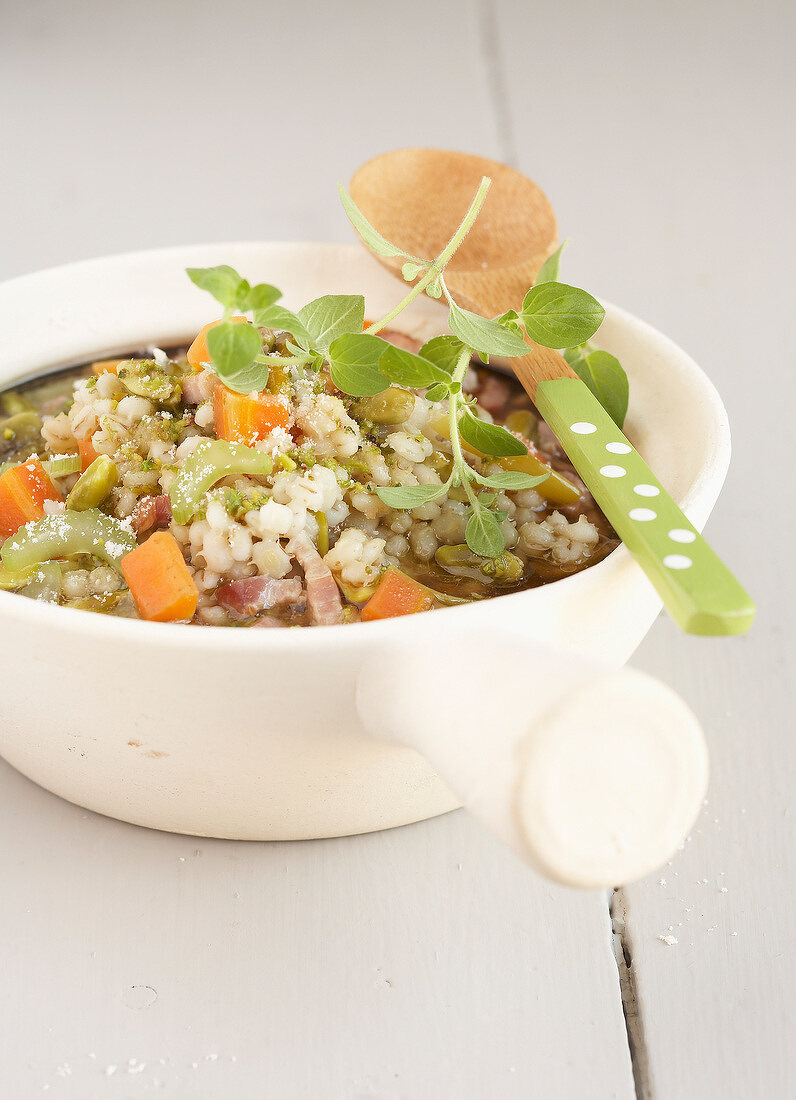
[0,241,731,650]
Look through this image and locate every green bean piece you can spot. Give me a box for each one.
[0,392,37,417]
[504,408,539,443]
[426,449,454,481]
[64,592,126,615]
[314,511,329,557]
[338,579,377,605]
[22,562,62,603]
[169,439,274,525]
[66,455,119,511]
[1,510,137,572]
[44,453,82,479]
[481,550,524,583]
[117,359,182,405]
[0,411,43,455]
[435,544,524,584]
[352,387,415,425]
[0,563,40,590]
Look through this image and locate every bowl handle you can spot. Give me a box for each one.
[355,632,707,888]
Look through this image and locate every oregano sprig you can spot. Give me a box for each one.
[184,175,629,555]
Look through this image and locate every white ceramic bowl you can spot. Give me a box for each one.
[0,243,730,841]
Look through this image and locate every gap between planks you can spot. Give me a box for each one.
[611,888,652,1100]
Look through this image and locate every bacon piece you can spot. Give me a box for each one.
[216,576,303,617]
[252,616,288,628]
[180,370,217,405]
[287,532,343,626]
[379,328,423,354]
[476,373,511,417]
[130,494,172,535]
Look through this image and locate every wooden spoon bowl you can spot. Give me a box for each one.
[350,148,558,318]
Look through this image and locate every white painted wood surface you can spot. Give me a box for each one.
[1,1,792,1097]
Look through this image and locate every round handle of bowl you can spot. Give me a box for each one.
[355,636,708,888]
[534,377,755,636]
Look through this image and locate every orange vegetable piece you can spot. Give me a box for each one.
[0,458,62,538]
[214,384,291,444]
[186,316,249,371]
[361,567,435,622]
[121,531,198,622]
[77,438,99,471]
[92,359,121,376]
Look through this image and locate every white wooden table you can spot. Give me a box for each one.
[1,2,793,1096]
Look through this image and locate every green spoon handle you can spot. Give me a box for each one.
[534,377,755,636]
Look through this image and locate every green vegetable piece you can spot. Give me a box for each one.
[1,510,137,572]
[0,392,37,417]
[481,550,524,583]
[0,563,41,590]
[44,453,82,478]
[314,511,329,557]
[1,411,43,453]
[504,408,539,442]
[169,439,273,525]
[22,561,62,603]
[435,543,523,582]
[117,359,182,405]
[352,387,415,425]
[338,579,378,605]
[66,455,119,511]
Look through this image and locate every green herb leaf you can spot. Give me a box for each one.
[252,305,312,349]
[473,469,549,491]
[465,506,505,558]
[328,333,389,396]
[424,383,450,403]
[447,299,530,359]
[206,321,267,394]
[521,282,605,348]
[186,265,246,309]
[569,348,629,428]
[426,276,443,299]
[534,240,569,285]
[401,260,425,282]
[379,345,453,389]
[458,409,529,457]
[243,283,282,311]
[375,483,449,510]
[298,295,365,352]
[495,308,524,336]
[418,334,466,375]
[338,183,418,261]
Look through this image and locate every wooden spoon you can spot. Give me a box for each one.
[350,149,755,636]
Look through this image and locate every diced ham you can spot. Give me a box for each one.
[216,576,303,617]
[379,328,423,354]
[130,494,172,535]
[252,616,288,628]
[287,532,343,626]
[181,370,217,405]
[476,373,511,417]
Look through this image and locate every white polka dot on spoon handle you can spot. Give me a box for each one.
[534,378,755,635]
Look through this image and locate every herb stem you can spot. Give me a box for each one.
[447,346,480,508]
[254,353,310,368]
[365,176,492,337]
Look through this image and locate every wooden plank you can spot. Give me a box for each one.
[0,2,636,1098]
[0,769,636,1098]
[496,0,795,1095]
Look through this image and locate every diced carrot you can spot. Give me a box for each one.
[77,437,99,472]
[361,567,435,622]
[121,531,198,622]
[0,458,62,538]
[214,384,291,444]
[186,316,249,371]
[92,359,121,376]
